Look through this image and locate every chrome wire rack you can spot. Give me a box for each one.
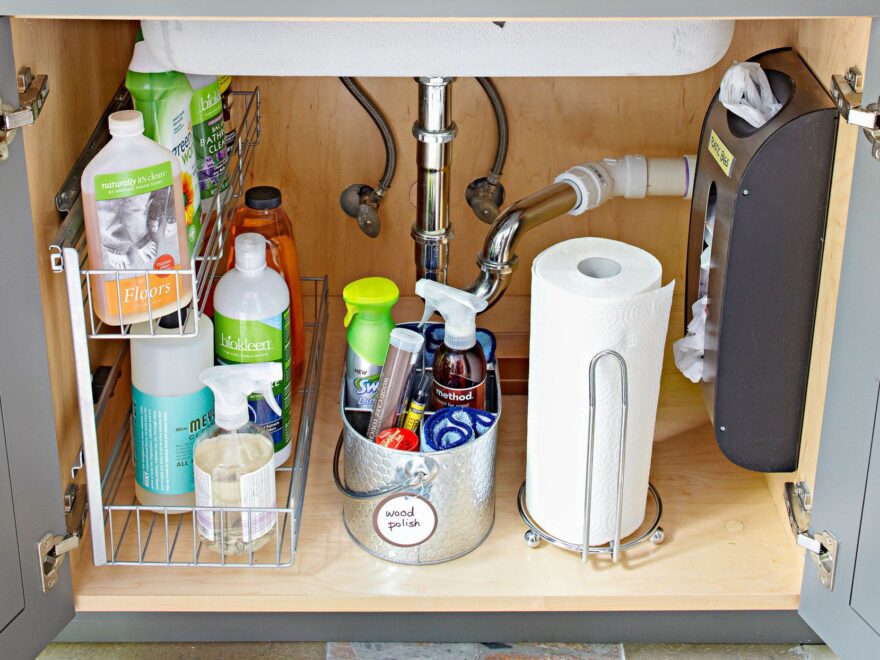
[98,277,327,567]
[49,87,330,567]
[50,88,261,339]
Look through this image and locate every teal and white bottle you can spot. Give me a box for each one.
[213,233,292,467]
[131,310,214,509]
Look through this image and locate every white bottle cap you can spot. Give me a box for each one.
[108,110,145,138]
[389,327,425,361]
[235,233,267,272]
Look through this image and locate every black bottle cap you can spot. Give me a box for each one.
[157,308,189,329]
[245,186,282,210]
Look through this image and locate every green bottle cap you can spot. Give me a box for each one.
[342,277,399,327]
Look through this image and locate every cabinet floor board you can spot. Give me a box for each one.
[72,298,802,613]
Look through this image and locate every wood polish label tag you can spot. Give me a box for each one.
[708,129,735,177]
[373,493,438,547]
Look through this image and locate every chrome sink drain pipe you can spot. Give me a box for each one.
[465,156,696,308]
[465,182,580,307]
[412,76,457,283]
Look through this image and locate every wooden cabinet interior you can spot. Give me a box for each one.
[8,15,872,611]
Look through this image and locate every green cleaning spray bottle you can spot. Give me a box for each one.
[342,277,399,409]
[126,36,202,252]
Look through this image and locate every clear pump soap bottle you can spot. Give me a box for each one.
[194,362,281,556]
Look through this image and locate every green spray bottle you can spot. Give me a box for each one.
[126,35,202,252]
[343,277,399,409]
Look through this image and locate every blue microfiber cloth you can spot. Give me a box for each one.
[398,323,497,367]
[421,406,496,453]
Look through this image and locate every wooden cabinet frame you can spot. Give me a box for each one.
[1,7,879,655]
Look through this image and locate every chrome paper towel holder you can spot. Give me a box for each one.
[518,350,666,562]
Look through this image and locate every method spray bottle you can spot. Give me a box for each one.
[342,277,399,408]
[415,280,489,410]
[194,362,280,556]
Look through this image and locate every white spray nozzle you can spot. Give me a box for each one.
[415,279,487,350]
[199,362,282,431]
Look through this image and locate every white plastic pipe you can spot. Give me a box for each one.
[647,156,697,199]
[554,154,696,216]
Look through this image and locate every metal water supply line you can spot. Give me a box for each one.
[412,77,456,282]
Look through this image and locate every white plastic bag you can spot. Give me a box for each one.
[719,61,782,128]
[673,296,708,383]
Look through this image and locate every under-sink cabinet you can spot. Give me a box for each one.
[1,6,880,659]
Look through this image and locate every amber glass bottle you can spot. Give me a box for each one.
[226,186,305,390]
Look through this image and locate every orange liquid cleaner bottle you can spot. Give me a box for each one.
[225,186,305,391]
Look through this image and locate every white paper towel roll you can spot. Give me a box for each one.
[526,237,673,546]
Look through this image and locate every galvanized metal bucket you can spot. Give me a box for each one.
[334,369,501,565]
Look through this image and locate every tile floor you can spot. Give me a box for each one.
[37,642,837,659]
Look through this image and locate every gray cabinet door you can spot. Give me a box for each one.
[0,15,74,659]
[0,395,26,634]
[799,17,880,658]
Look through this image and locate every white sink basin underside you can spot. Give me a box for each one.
[141,20,735,77]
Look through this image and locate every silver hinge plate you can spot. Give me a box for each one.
[784,481,838,591]
[0,67,49,162]
[37,532,79,594]
[1,67,48,131]
[38,484,87,593]
[830,66,880,160]
[0,98,16,162]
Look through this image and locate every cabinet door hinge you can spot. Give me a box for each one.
[830,66,880,161]
[784,481,838,591]
[38,483,87,593]
[2,67,48,130]
[0,67,48,162]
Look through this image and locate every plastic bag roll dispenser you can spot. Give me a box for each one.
[686,48,837,472]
